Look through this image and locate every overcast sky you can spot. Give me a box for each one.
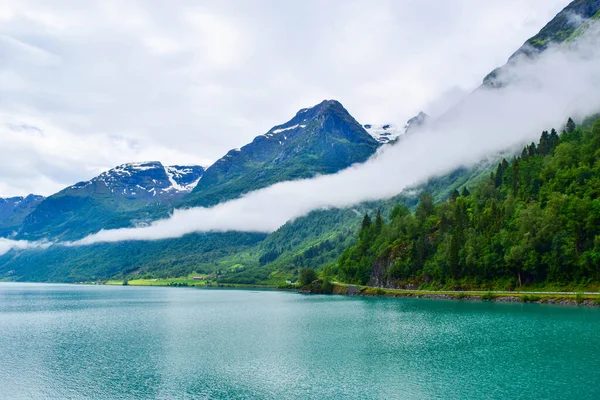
[0,0,568,197]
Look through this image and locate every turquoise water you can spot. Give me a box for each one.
[0,284,599,399]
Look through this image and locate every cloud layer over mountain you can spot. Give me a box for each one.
[70,25,600,246]
[0,0,566,196]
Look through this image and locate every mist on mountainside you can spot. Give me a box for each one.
[66,23,600,246]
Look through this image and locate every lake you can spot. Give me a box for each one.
[0,283,599,399]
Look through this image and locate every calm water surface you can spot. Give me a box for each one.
[1,283,599,399]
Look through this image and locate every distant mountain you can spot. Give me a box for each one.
[363,124,403,144]
[3,2,599,285]
[184,100,380,207]
[0,194,44,237]
[18,162,204,240]
[484,0,600,88]
[403,112,431,134]
[83,162,204,201]
[364,112,430,144]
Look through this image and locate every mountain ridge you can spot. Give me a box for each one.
[183,99,380,207]
[17,162,204,240]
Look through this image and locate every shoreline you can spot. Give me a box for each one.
[3,280,600,307]
[302,282,600,307]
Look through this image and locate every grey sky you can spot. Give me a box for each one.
[0,0,567,196]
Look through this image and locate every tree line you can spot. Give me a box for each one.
[338,118,600,289]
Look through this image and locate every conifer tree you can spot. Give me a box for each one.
[450,189,460,201]
[511,158,519,195]
[375,209,383,234]
[495,162,504,188]
[361,213,372,230]
[549,128,559,150]
[566,117,576,133]
[538,131,551,155]
[528,142,537,157]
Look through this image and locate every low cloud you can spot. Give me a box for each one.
[69,24,600,246]
[0,238,51,256]
[0,0,565,196]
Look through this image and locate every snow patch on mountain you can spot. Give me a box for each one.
[271,124,307,134]
[364,112,430,144]
[363,124,403,144]
[68,162,204,199]
[164,166,202,193]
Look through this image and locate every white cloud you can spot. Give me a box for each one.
[0,0,567,196]
[0,238,51,256]
[69,25,600,245]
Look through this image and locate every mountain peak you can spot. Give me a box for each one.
[483,0,600,87]
[186,100,379,207]
[404,111,430,134]
[295,99,342,116]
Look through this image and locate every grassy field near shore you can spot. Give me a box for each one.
[105,278,210,287]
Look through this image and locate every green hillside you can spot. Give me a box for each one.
[338,118,600,289]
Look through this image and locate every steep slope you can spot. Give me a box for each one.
[0,194,44,237]
[484,0,600,87]
[184,100,380,207]
[18,162,204,240]
[339,119,600,289]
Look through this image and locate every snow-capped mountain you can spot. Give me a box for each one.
[185,100,380,207]
[18,162,204,240]
[364,112,431,144]
[71,161,204,200]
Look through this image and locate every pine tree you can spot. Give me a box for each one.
[361,213,372,230]
[549,128,559,150]
[450,189,460,201]
[566,117,576,134]
[538,131,550,155]
[495,162,504,188]
[528,142,537,157]
[461,187,471,197]
[375,209,383,233]
[512,158,519,195]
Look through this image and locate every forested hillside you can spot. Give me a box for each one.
[338,117,600,289]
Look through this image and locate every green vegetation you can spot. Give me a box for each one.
[481,292,496,301]
[338,118,600,290]
[299,268,317,287]
[521,294,541,302]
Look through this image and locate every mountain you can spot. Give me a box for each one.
[363,124,403,144]
[404,112,431,134]
[484,0,600,87]
[2,3,600,286]
[18,162,204,240]
[0,194,45,237]
[364,112,430,144]
[339,118,600,289]
[184,100,380,207]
